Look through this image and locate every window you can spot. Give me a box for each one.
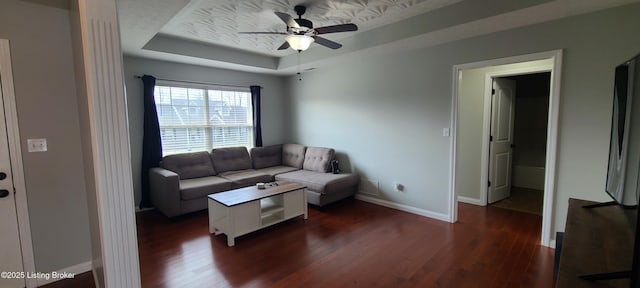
[154,83,253,156]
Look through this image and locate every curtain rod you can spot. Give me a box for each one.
[134,75,262,89]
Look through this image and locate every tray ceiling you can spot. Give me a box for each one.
[118,0,640,74]
[157,0,463,57]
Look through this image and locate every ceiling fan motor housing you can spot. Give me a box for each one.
[294,18,313,30]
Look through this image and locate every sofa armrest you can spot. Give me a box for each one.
[149,167,181,217]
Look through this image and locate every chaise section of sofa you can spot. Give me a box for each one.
[275,147,359,207]
[149,151,232,217]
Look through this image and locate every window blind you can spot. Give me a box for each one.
[154,84,254,156]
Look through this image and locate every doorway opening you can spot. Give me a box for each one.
[488,73,551,216]
[450,50,562,247]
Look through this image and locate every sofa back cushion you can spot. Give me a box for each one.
[161,151,216,179]
[282,144,307,168]
[250,144,283,169]
[303,147,335,173]
[211,147,253,173]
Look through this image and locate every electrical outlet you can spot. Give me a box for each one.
[394,181,405,192]
[27,138,47,152]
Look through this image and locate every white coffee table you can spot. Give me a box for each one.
[208,181,307,247]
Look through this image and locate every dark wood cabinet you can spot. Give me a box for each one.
[556,198,634,287]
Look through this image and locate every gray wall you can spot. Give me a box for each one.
[288,51,454,216]
[287,3,640,236]
[512,73,550,167]
[0,0,91,272]
[123,56,290,206]
[456,67,486,200]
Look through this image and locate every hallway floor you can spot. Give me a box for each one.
[491,187,544,215]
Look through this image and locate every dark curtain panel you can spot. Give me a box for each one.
[140,75,162,208]
[250,85,263,147]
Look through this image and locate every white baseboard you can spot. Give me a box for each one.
[549,239,556,249]
[35,261,92,287]
[457,196,485,206]
[355,194,450,222]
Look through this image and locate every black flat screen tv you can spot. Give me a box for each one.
[606,55,640,207]
[580,54,640,285]
[606,54,640,287]
[625,54,640,288]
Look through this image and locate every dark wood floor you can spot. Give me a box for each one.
[135,199,554,288]
[38,271,95,288]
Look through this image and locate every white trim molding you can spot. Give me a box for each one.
[0,39,37,288]
[448,72,459,223]
[479,62,554,206]
[355,194,450,222]
[450,50,563,247]
[72,0,141,287]
[541,51,563,247]
[457,196,484,206]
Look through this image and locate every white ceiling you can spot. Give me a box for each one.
[117,0,640,74]
[158,0,462,57]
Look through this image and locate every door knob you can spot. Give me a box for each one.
[0,172,6,180]
[0,189,9,198]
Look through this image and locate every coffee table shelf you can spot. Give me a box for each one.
[260,196,285,225]
[208,181,307,247]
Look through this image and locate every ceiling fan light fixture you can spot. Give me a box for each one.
[286,34,314,51]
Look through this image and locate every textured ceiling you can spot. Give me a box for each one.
[159,0,463,56]
[118,0,640,74]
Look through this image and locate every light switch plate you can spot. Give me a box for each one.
[27,138,47,152]
[443,128,450,137]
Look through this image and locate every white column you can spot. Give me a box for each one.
[71,0,141,287]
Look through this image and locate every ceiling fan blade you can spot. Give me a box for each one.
[238,32,287,35]
[313,36,342,49]
[315,23,358,34]
[277,41,290,50]
[274,12,300,29]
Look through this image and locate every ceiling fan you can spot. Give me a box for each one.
[239,5,358,51]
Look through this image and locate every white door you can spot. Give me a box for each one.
[488,78,516,204]
[0,68,25,287]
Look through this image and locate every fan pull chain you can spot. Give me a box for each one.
[297,51,302,81]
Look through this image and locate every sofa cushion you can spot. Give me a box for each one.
[179,176,232,200]
[255,165,300,177]
[283,144,306,168]
[250,144,283,169]
[303,147,335,173]
[219,169,273,188]
[275,170,359,195]
[211,147,253,173]
[161,151,216,180]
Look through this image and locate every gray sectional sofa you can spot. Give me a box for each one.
[149,144,359,217]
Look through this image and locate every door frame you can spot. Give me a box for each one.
[450,50,563,247]
[482,67,553,205]
[1,39,36,287]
